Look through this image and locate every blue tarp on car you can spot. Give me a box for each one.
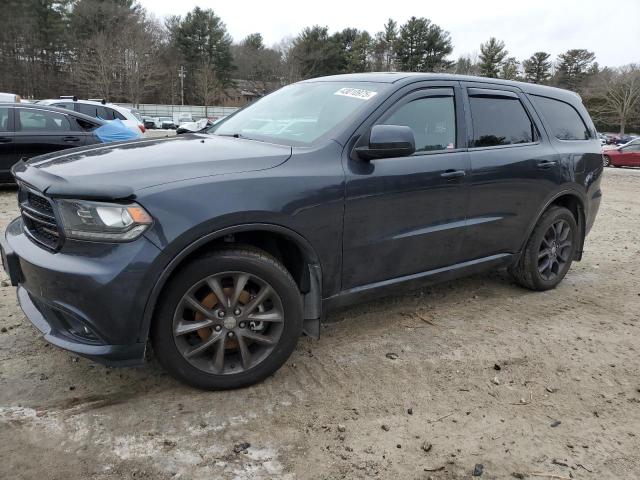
[94,119,140,143]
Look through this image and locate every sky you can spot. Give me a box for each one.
[138,0,640,67]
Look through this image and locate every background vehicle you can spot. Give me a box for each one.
[158,116,177,129]
[2,74,602,390]
[0,103,104,182]
[603,139,640,167]
[142,116,156,130]
[176,118,211,135]
[0,93,22,103]
[37,98,144,135]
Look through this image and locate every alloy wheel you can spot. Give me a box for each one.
[537,220,572,281]
[172,271,285,375]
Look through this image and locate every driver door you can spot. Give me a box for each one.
[342,84,471,290]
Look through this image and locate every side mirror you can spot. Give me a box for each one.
[355,124,415,161]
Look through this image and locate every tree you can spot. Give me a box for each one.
[232,33,282,93]
[275,36,299,83]
[522,52,552,84]
[501,57,519,80]
[173,7,234,103]
[331,28,373,73]
[590,65,640,134]
[478,37,508,78]
[372,19,397,72]
[194,60,223,116]
[291,26,343,78]
[394,17,452,72]
[0,0,72,98]
[555,49,596,91]
[453,54,479,75]
[121,17,165,106]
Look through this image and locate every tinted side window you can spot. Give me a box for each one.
[530,95,590,140]
[95,106,112,120]
[381,96,456,152]
[18,109,71,131]
[469,96,535,147]
[110,108,126,120]
[76,118,100,131]
[76,103,98,118]
[0,107,9,132]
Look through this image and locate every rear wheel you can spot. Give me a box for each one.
[151,248,303,390]
[511,206,578,291]
[603,155,611,167]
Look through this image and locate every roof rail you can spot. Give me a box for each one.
[60,95,77,101]
[88,98,107,105]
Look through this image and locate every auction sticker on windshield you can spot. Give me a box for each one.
[334,88,378,100]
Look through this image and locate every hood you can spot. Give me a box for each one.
[13,134,292,200]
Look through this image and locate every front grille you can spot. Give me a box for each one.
[19,188,62,250]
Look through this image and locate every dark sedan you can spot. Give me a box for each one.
[0,103,104,182]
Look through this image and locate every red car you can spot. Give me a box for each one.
[603,140,640,167]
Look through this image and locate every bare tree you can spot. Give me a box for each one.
[591,65,640,134]
[121,19,164,106]
[194,60,222,116]
[75,32,123,100]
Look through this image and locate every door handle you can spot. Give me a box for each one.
[63,136,80,142]
[440,169,466,179]
[0,137,11,143]
[537,160,557,169]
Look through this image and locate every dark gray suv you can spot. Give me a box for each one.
[1,73,603,390]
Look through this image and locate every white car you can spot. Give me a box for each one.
[0,92,22,103]
[37,98,145,135]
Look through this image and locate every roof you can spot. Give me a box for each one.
[302,72,581,103]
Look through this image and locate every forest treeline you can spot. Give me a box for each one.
[1,0,638,132]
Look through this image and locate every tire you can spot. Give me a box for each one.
[603,155,610,167]
[151,247,303,390]
[511,206,578,291]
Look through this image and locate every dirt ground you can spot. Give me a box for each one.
[0,168,639,480]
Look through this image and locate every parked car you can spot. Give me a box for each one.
[37,98,144,135]
[0,92,22,103]
[158,116,176,129]
[0,103,105,182]
[142,116,156,130]
[602,139,640,167]
[176,118,211,135]
[1,73,602,390]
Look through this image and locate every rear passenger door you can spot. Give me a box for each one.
[14,108,84,160]
[461,83,559,260]
[0,106,16,181]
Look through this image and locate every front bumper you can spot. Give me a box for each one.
[1,217,163,366]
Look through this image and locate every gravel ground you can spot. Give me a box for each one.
[0,168,639,480]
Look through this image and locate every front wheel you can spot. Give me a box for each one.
[151,248,303,390]
[511,206,578,291]
[603,155,611,167]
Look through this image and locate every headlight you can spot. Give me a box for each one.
[57,199,152,242]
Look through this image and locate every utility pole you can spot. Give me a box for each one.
[178,66,186,106]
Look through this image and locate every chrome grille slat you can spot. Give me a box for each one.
[19,189,62,250]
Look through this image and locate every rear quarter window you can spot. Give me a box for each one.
[530,95,591,140]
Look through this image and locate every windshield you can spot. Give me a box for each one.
[210,82,388,146]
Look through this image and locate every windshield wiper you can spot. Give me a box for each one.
[216,133,245,138]
[215,132,265,142]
